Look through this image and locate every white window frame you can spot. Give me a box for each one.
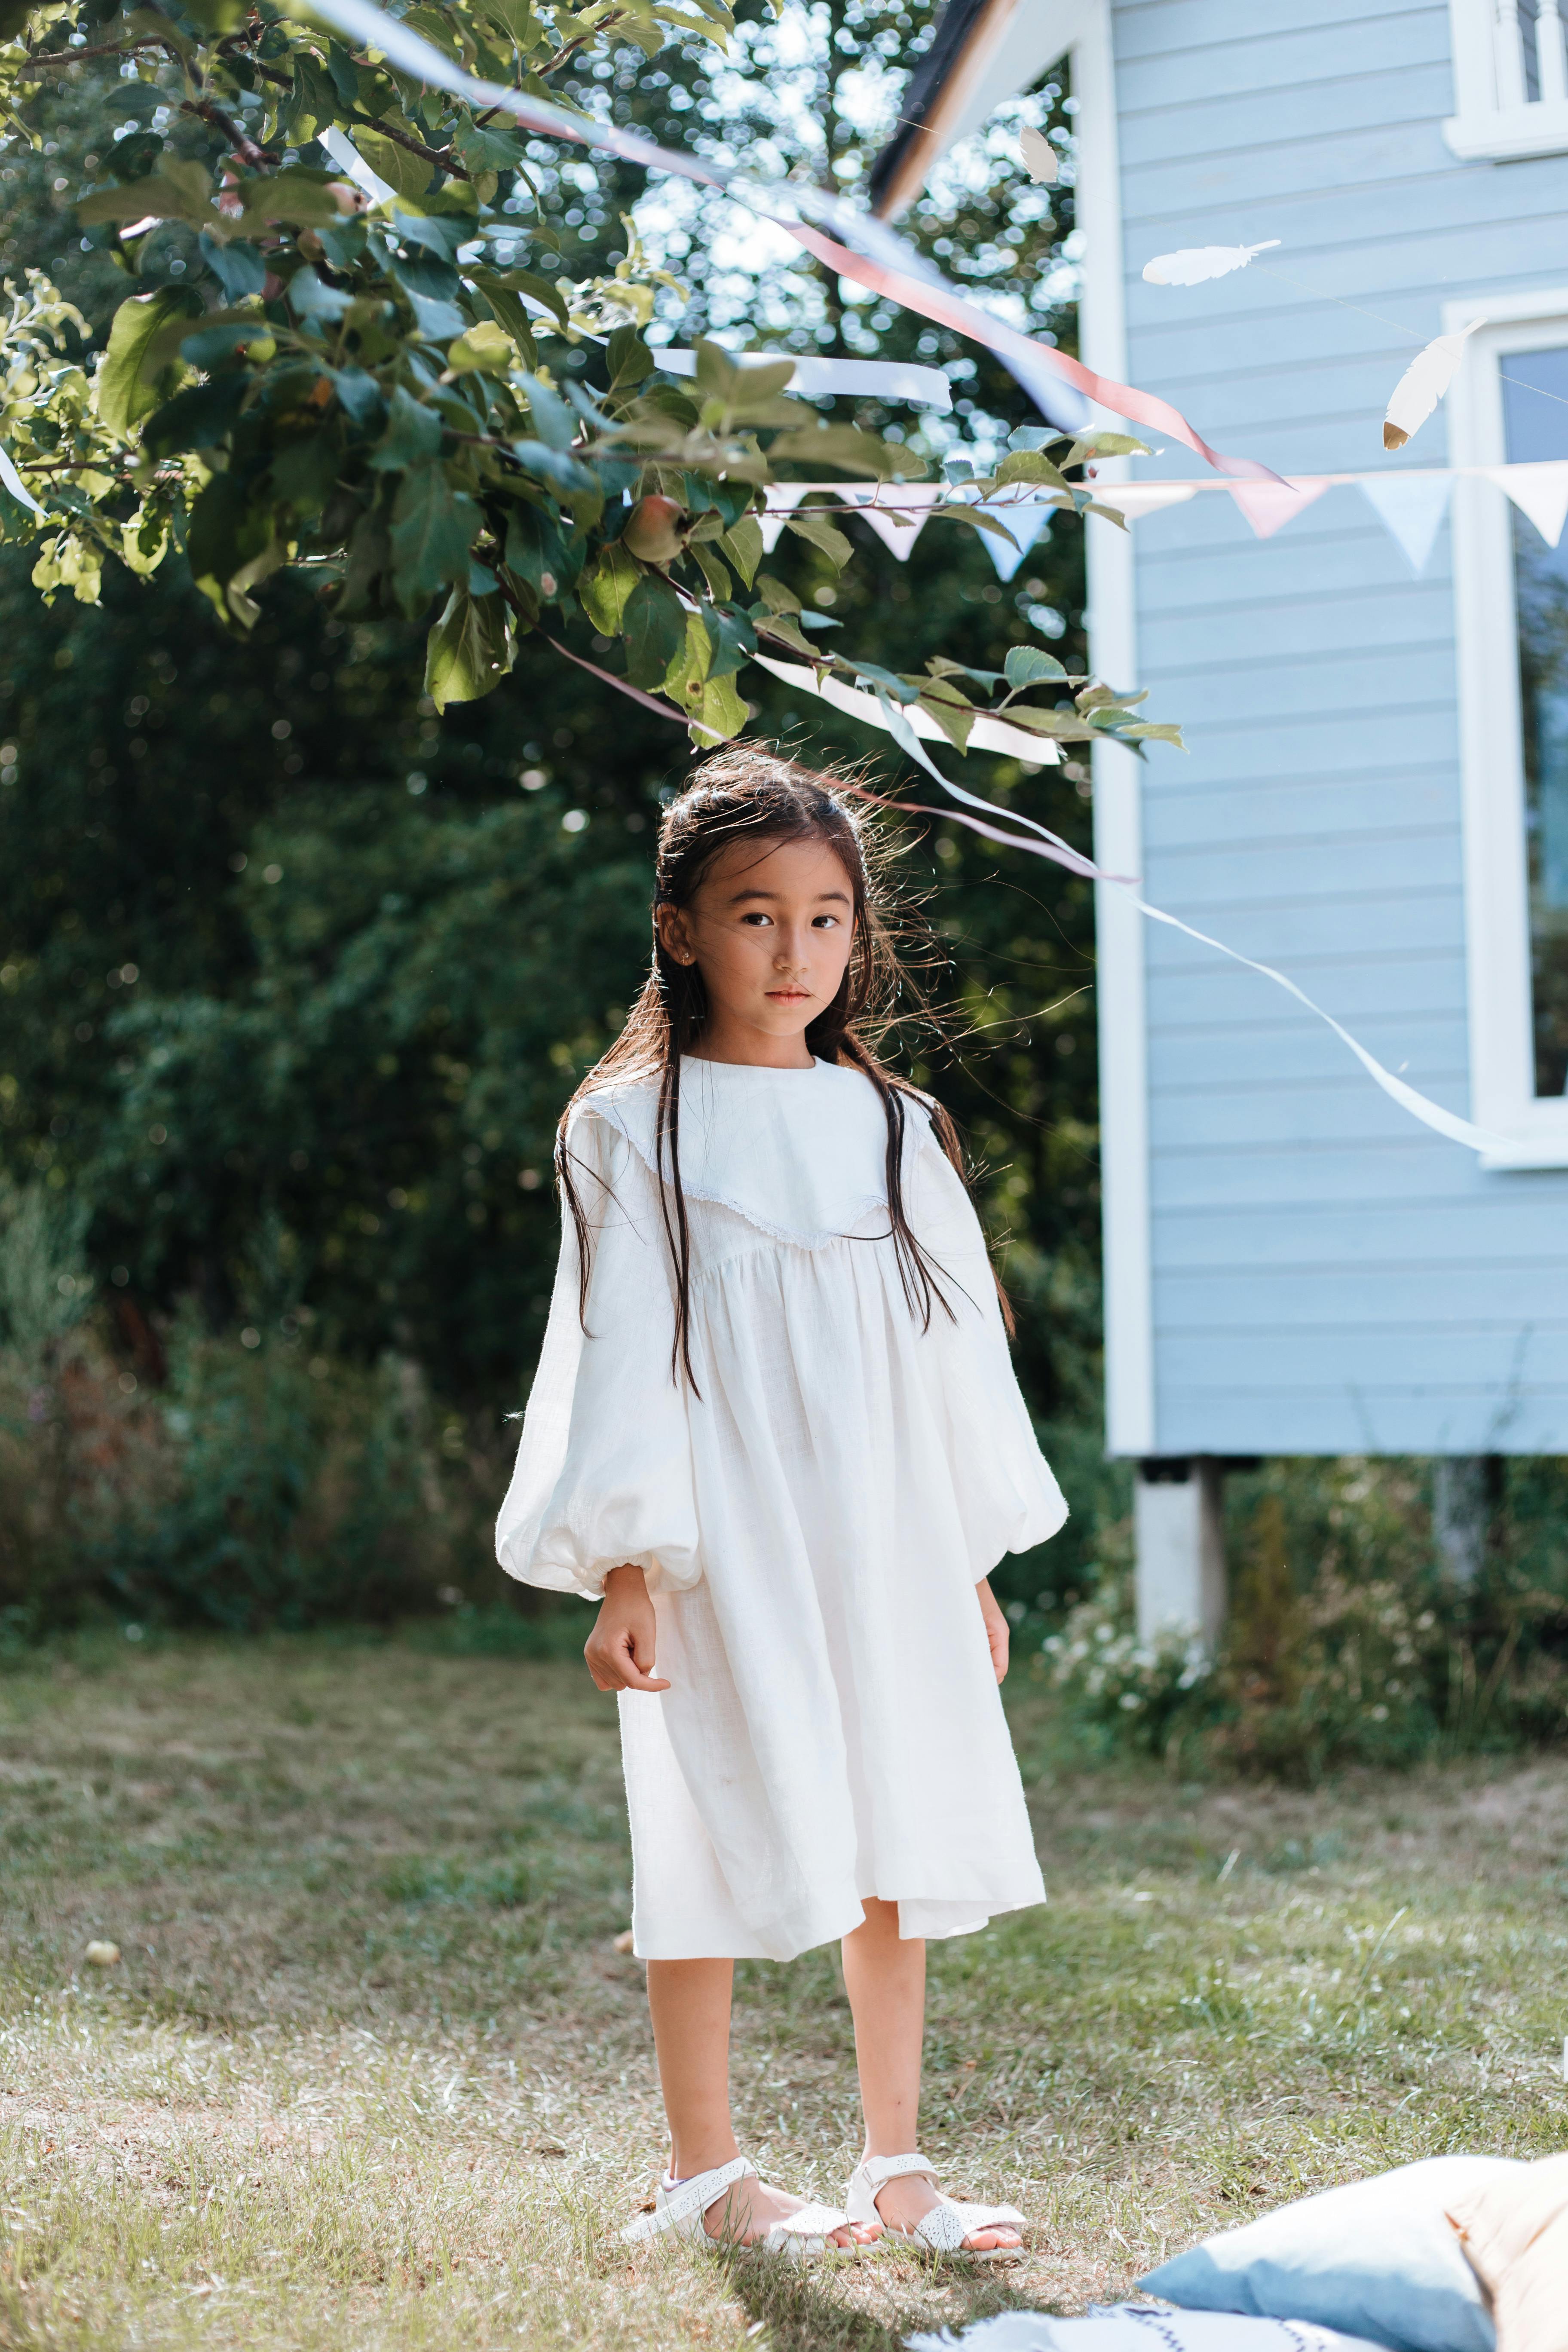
[1447,288,1568,1167]
[1444,0,1568,161]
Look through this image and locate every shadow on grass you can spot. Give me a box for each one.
[722,2245,1047,2352]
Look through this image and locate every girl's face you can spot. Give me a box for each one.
[658,833,857,1063]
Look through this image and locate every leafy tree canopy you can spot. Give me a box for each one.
[0,0,1172,757]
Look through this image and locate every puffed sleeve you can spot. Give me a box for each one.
[907,1111,1068,1577]
[495,1098,701,1600]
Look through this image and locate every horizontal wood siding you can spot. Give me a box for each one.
[1114,0,1568,1453]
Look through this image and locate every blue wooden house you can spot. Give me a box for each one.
[876,0,1568,1632]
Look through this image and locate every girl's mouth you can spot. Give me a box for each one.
[767,989,809,1002]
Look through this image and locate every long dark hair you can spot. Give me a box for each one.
[557,746,976,1388]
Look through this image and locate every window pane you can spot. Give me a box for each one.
[1502,345,1568,1097]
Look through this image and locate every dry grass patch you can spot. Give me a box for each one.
[1,1633,1565,2351]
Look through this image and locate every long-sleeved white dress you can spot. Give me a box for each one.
[496,1055,1066,1963]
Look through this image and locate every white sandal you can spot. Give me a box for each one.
[622,2153,870,2261]
[845,2150,1026,2260]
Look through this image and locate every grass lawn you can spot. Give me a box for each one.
[1,1631,1564,2352]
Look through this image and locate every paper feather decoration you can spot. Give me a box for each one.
[1019,127,1058,185]
[1383,322,1483,450]
[1142,240,1280,286]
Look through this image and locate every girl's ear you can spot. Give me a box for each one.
[656,903,696,967]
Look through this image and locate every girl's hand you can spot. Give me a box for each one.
[977,1576,1010,1683]
[585,1563,671,1694]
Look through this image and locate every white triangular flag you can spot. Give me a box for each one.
[973,493,1056,581]
[759,484,808,552]
[1227,477,1331,539]
[1081,483,1198,522]
[1358,472,1452,572]
[1484,459,1568,548]
[1142,240,1279,286]
[844,483,944,561]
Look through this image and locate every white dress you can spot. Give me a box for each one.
[496,1056,1066,1963]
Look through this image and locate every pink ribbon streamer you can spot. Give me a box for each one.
[309,0,1278,480]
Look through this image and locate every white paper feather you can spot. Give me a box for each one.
[1142,240,1279,287]
[1383,321,1483,450]
[1019,127,1058,185]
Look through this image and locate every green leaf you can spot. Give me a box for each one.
[486,267,568,332]
[354,129,432,200]
[578,541,639,635]
[993,450,1071,491]
[368,386,444,471]
[917,690,976,754]
[752,612,818,660]
[97,287,201,436]
[424,586,514,710]
[623,572,686,689]
[752,573,801,616]
[518,373,575,451]
[785,510,851,570]
[389,257,468,341]
[767,423,915,480]
[140,373,250,459]
[77,174,213,230]
[510,441,599,499]
[186,471,272,622]
[717,515,762,590]
[234,168,348,234]
[606,323,654,395]
[689,669,749,748]
[690,541,731,603]
[447,321,514,374]
[1004,646,1068,689]
[505,500,576,603]
[702,602,756,682]
[846,659,919,705]
[389,468,481,612]
[198,233,266,302]
[664,608,713,712]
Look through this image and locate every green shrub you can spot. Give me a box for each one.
[1041,1456,1568,1781]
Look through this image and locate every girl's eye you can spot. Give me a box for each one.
[813,915,840,929]
[740,912,772,927]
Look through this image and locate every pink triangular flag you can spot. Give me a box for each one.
[759,484,809,552]
[845,483,944,561]
[1227,477,1331,539]
[1483,460,1568,548]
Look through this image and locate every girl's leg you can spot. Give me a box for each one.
[644,1958,870,2248]
[645,1957,739,2178]
[841,1899,1020,2252]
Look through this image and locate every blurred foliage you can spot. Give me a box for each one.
[1040,1455,1568,1782]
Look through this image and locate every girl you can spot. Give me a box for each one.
[497,749,1066,2260]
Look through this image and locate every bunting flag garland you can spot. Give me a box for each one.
[764,460,1568,574]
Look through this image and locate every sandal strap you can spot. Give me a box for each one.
[622,2155,755,2244]
[857,2151,938,2193]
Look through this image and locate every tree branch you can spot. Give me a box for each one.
[15,35,175,74]
[181,98,278,170]
[346,107,469,180]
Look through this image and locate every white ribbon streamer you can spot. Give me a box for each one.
[0,444,45,517]
[658,349,952,410]
[318,124,397,207]
[756,659,1512,1158]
